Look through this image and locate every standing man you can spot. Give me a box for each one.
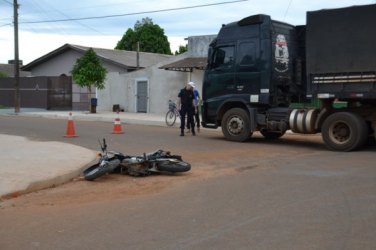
[186,82,201,133]
[192,83,201,132]
[177,82,197,136]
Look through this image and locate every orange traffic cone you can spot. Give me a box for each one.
[112,111,124,134]
[64,112,78,137]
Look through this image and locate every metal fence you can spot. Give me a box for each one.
[0,75,73,110]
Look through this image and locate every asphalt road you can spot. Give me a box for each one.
[1,115,376,250]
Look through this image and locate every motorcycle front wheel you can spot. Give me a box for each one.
[157,159,191,173]
[83,158,121,181]
[83,163,108,181]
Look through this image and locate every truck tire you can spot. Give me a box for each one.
[260,129,286,140]
[321,112,368,151]
[222,108,251,142]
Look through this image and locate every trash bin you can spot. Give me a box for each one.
[90,98,97,113]
[113,104,120,112]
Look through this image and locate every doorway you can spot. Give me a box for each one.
[136,80,148,113]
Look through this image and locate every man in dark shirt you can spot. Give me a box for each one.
[177,82,197,136]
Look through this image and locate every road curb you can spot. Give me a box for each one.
[1,151,98,200]
[0,111,170,127]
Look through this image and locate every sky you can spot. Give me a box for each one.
[1,0,375,65]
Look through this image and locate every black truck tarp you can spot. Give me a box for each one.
[306,4,376,74]
[306,4,376,98]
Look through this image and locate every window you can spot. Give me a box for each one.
[238,42,256,66]
[211,46,235,69]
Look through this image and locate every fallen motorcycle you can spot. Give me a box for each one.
[83,139,191,181]
[83,139,125,181]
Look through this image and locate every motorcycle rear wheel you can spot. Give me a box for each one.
[157,160,191,173]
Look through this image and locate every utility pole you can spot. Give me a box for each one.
[13,0,20,113]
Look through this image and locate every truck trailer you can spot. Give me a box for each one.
[201,4,376,151]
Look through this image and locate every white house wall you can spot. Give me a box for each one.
[26,48,197,114]
[96,72,124,111]
[187,70,204,97]
[97,54,193,114]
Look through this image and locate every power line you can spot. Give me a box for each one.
[29,0,103,35]
[0,0,13,26]
[283,0,293,21]
[19,0,249,24]
[37,0,105,35]
[1,0,12,5]
[28,0,69,35]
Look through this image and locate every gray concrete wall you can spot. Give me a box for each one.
[29,50,129,76]
[28,50,83,76]
[187,35,216,57]
[185,35,216,98]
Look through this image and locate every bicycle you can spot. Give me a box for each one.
[165,100,180,126]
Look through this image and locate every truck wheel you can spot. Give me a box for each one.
[321,112,368,151]
[222,108,250,142]
[260,129,286,140]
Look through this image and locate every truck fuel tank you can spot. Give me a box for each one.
[289,109,319,134]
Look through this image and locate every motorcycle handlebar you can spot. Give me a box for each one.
[99,138,107,153]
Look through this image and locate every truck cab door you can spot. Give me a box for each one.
[203,45,235,117]
[235,40,261,98]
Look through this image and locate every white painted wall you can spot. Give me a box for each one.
[187,69,204,96]
[97,55,189,114]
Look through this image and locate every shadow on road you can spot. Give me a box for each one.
[208,133,376,152]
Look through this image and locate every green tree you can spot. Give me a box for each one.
[115,17,172,55]
[71,48,107,112]
[174,44,188,55]
[0,71,8,77]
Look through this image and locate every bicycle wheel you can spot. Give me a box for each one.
[165,110,177,126]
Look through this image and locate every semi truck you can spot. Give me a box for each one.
[201,4,376,151]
